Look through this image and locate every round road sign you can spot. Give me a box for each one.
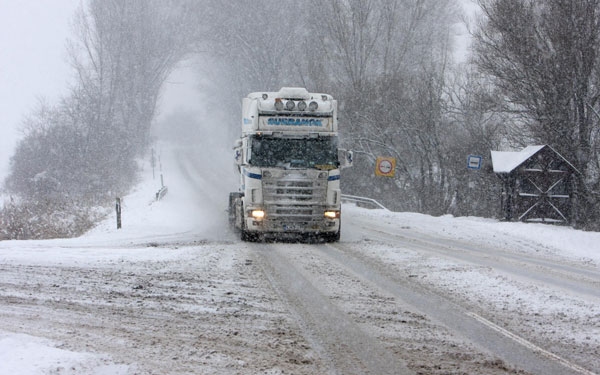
[378,159,393,174]
[375,157,396,177]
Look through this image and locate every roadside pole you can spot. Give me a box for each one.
[116,197,122,229]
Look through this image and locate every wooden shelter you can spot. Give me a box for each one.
[491,145,580,224]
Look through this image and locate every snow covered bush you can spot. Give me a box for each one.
[0,198,107,240]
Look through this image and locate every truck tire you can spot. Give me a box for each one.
[324,230,340,242]
[324,220,341,242]
[240,221,258,242]
[240,229,253,242]
[238,205,259,242]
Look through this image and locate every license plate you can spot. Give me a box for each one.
[283,224,301,231]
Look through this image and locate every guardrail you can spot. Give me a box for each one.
[156,185,168,201]
[155,173,168,201]
[341,194,388,210]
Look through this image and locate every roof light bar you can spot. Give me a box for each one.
[274,98,284,111]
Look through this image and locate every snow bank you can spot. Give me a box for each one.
[0,333,131,375]
[344,205,600,266]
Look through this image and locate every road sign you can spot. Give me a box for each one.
[375,157,396,177]
[467,155,482,170]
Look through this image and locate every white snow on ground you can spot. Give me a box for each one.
[1,144,599,374]
[0,332,131,375]
[0,145,233,374]
[345,205,600,266]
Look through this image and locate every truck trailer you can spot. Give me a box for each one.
[229,87,352,242]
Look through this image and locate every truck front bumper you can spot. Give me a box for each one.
[244,215,340,235]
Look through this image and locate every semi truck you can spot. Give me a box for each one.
[228,87,352,242]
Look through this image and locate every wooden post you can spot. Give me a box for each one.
[116,197,122,229]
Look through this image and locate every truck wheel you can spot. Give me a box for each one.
[240,216,258,242]
[326,220,341,242]
[240,218,249,241]
[325,230,340,242]
[241,228,259,242]
[241,230,253,242]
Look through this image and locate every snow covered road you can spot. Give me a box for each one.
[0,145,599,374]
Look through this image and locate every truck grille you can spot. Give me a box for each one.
[262,171,327,225]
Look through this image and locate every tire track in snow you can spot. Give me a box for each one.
[345,215,600,373]
[318,240,596,375]
[350,215,600,301]
[252,242,414,375]
[0,245,330,374]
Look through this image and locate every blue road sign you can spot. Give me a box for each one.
[467,155,482,170]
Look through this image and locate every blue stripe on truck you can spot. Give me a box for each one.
[244,169,262,180]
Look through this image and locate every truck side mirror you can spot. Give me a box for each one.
[233,139,243,166]
[338,149,353,168]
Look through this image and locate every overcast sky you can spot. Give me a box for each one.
[0,0,79,179]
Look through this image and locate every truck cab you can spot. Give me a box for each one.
[229,87,351,242]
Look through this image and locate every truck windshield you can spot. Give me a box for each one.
[250,136,339,169]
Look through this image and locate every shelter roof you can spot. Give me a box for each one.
[491,145,580,174]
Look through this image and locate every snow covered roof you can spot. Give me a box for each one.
[491,145,580,174]
[491,145,545,173]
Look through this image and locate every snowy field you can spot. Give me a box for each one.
[347,205,600,267]
[1,145,599,374]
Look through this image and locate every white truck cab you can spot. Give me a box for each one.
[229,87,351,241]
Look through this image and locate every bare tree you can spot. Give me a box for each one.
[173,0,500,217]
[69,0,195,157]
[306,0,460,214]
[2,0,199,238]
[444,65,510,217]
[474,0,600,227]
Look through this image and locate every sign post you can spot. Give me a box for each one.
[116,197,122,229]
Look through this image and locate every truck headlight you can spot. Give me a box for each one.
[324,211,340,219]
[251,210,265,219]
